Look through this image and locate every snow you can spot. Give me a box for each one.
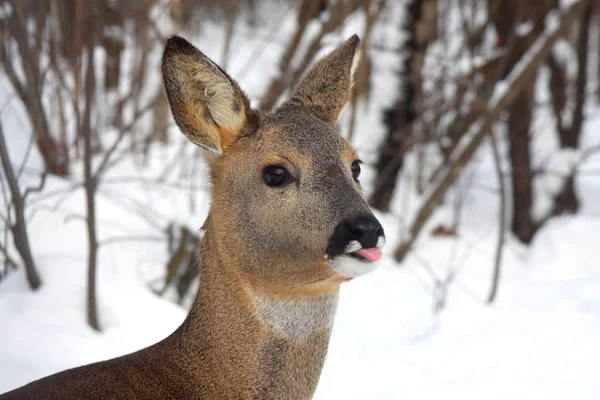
[532,148,580,221]
[0,2,12,19]
[2,2,600,399]
[559,0,580,9]
[516,21,535,36]
[552,39,578,80]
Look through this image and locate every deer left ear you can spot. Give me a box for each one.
[162,36,255,156]
[287,35,361,125]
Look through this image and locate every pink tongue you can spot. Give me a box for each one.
[355,247,382,261]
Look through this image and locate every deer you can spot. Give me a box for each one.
[2,34,385,400]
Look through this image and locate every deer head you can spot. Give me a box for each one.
[162,35,385,296]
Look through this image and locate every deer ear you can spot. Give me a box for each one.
[288,35,361,125]
[162,36,255,155]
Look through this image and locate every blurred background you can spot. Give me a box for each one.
[1,0,599,398]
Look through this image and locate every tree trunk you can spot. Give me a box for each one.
[0,123,42,290]
[82,8,100,331]
[100,0,124,91]
[507,81,536,243]
[369,0,436,211]
[496,1,552,243]
[1,2,68,177]
[552,3,591,216]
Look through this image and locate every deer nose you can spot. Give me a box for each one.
[326,215,385,258]
[347,217,384,249]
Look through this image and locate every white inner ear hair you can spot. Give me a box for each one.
[193,67,245,131]
[350,48,362,82]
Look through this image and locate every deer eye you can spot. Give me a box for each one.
[351,160,361,181]
[263,165,292,187]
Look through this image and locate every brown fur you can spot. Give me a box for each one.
[2,34,373,400]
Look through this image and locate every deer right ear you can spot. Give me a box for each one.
[288,35,361,125]
[162,37,254,155]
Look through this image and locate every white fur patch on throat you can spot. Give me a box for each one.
[330,255,379,278]
[253,292,338,339]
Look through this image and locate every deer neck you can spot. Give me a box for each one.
[164,224,340,398]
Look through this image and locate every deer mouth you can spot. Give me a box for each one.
[327,237,385,278]
[342,238,384,262]
[348,247,382,262]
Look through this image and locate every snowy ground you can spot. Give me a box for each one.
[2,3,600,398]
[2,162,599,399]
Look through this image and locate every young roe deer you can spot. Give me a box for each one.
[2,34,385,400]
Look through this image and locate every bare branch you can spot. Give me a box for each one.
[0,121,42,289]
[94,95,161,178]
[260,0,361,111]
[394,0,591,262]
[81,7,100,331]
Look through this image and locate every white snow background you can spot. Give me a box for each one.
[1,2,599,398]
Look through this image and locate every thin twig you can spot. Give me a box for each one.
[487,129,506,303]
[0,121,42,289]
[94,95,161,178]
[394,0,590,262]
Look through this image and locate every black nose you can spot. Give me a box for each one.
[348,217,384,248]
[327,215,385,257]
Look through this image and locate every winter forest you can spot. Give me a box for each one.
[1,0,599,398]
